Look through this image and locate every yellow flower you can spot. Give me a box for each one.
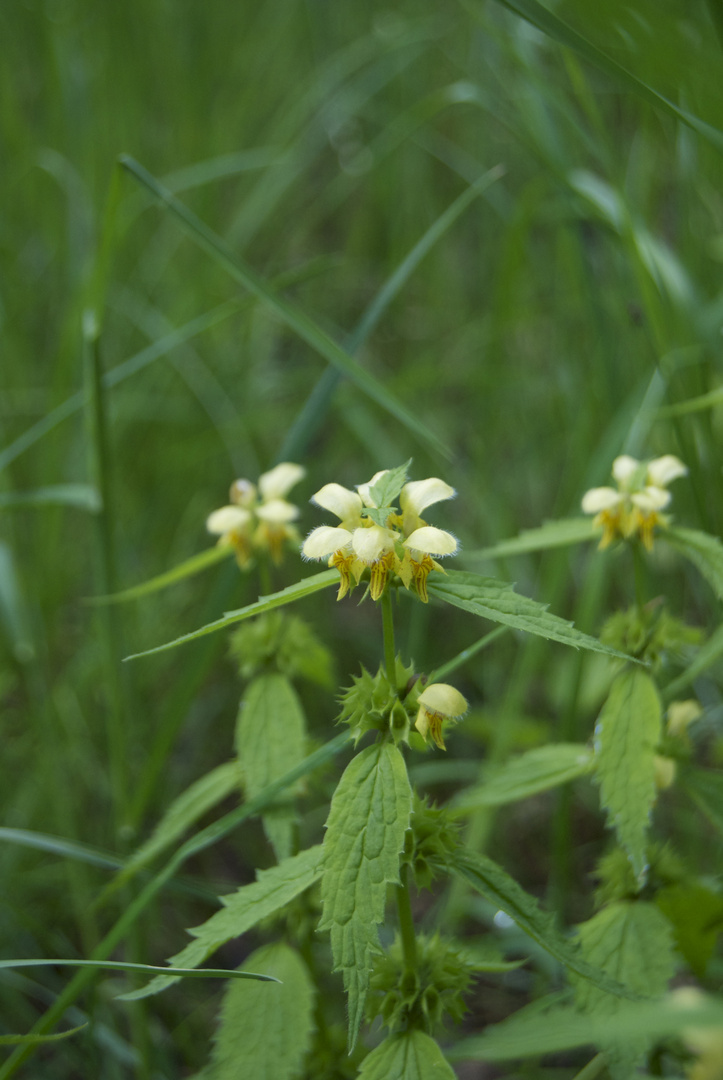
[301,471,458,601]
[582,454,686,550]
[207,462,305,568]
[415,683,468,750]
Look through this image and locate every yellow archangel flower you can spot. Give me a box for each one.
[301,472,458,602]
[581,454,687,551]
[415,683,469,750]
[206,462,305,568]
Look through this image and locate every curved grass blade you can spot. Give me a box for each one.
[0,1024,88,1047]
[487,0,723,155]
[0,485,101,512]
[464,518,598,562]
[124,569,338,661]
[119,155,452,461]
[0,827,123,871]
[0,959,279,984]
[87,545,232,605]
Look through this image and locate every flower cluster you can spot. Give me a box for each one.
[582,454,687,550]
[206,462,305,568]
[301,471,458,602]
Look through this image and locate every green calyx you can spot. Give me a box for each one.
[402,795,460,890]
[600,604,702,671]
[367,933,475,1035]
[337,657,419,744]
[229,612,333,685]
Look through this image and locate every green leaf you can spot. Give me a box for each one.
[464,518,598,561]
[237,674,307,861]
[657,884,723,977]
[88,545,232,604]
[0,484,101,512]
[204,943,315,1080]
[358,1030,456,1079]
[574,901,676,1078]
[679,766,723,838]
[663,622,723,702]
[122,844,323,1001]
[0,958,277,983]
[318,741,412,1050]
[487,0,723,156]
[594,669,662,882]
[114,762,240,889]
[367,461,412,511]
[124,569,339,661]
[449,993,723,1063]
[427,570,633,661]
[119,156,452,461]
[449,744,592,816]
[663,526,723,600]
[447,849,636,1000]
[0,1024,88,1047]
[0,827,124,872]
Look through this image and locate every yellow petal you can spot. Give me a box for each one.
[417,683,468,718]
[256,498,299,524]
[258,462,305,500]
[301,526,353,559]
[647,455,687,488]
[206,506,253,535]
[403,526,458,557]
[581,487,621,514]
[351,525,394,564]
[311,483,363,524]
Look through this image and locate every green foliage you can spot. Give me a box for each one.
[664,527,723,600]
[0,485,101,512]
[449,743,593,814]
[236,673,307,860]
[574,900,676,1077]
[448,849,635,998]
[204,943,315,1080]
[358,1030,456,1080]
[90,545,232,604]
[337,657,417,744]
[318,742,412,1049]
[126,845,323,1000]
[402,795,460,891]
[427,570,634,660]
[600,604,702,670]
[656,884,723,977]
[229,612,333,685]
[115,762,240,887]
[680,766,723,837]
[0,1024,88,1047]
[362,460,412,528]
[593,669,663,883]
[466,517,598,561]
[367,933,476,1035]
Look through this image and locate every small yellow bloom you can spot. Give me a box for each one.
[582,454,686,550]
[415,683,468,750]
[207,462,305,568]
[301,470,458,602]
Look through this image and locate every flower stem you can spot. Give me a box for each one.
[395,862,417,971]
[381,588,396,688]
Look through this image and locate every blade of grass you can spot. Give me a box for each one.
[119,155,452,461]
[86,545,232,605]
[0,960,279,984]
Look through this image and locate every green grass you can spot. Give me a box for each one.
[2,0,723,1076]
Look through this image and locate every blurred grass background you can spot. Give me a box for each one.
[2,0,723,1074]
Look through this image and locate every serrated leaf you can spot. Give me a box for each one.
[205,943,314,1080]
[427,570,634,661]
[657,884,723,977]
[88,544,232,605]
[664,526,723,600]
[594,669,662,882]
[367,460,412,511]
[358,1030,456,1080]
[319,742,412,1050]
[449,993,723,1063]
[237,674,306,860]
[124,569,339,661]
[465,518,598,561]
[113,762,240,890]
[123,844,323,1000]
[450,744,592,815]
[0,484,101,512]
[574,901,676,1078]
[447,849,635,1000]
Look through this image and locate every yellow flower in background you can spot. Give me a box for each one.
[582,454,687,550]
[301,470,458,602]
[207,462,305,568]
[415,683,468,750]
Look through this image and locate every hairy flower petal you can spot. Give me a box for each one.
[401,478,455,517]
[612,455,640,484]
[404,526,458,556]
[258,462,305,501]
[647,455,687,488]
[581,487,622,514]
[631,486,671,512]
[206,506,253,535]
[351,524,394,564]
[302,525,353,559]
[418,683,468,718]
[311,483,363,524]
[256,498,299,524]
